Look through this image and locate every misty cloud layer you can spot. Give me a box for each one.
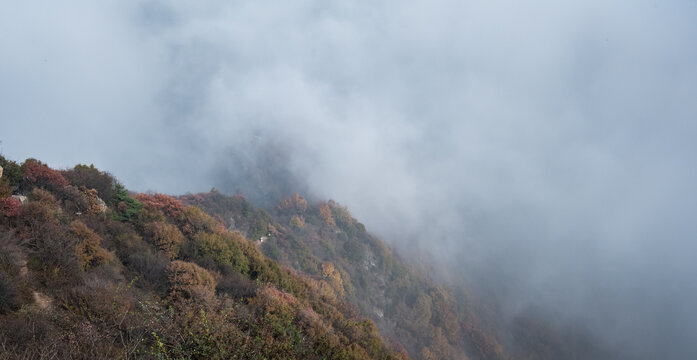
[2,1,697,358]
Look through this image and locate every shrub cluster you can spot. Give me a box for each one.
[0,197,21,217]
[69,221,113,270]
[0,159,440,360]
[167,260,216,301]
[143,221,184,260]
[23,159,69,188]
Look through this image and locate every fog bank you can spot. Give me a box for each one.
[2,1,697,358]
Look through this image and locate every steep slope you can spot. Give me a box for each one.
[182,191,614,360]
[181,191,509,360]
[0,156,612,359]
[0,157,406,359]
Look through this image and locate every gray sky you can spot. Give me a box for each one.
[2,1,697,358]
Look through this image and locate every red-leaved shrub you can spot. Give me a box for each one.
[0,197,22,217]
[134,193,184,218]
[23,159,68,187]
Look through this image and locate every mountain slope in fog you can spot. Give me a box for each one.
[182,189,614,360]
[0,156,404,359]
[0,155,617,359]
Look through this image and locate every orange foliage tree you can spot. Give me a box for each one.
[179,206,221,237]
[318,203,335,227]
[69,221,113,270]
[321,262,345,298]
[144,221,184,260]
[167,260,216,300]
[289,215,305,229]
[134,193,184,219]
[278,193,308,214]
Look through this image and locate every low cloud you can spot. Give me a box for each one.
[2,1,697,358]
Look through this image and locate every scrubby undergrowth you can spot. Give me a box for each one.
[0,156,406,360]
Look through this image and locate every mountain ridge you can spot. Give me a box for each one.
[0,155,612,359]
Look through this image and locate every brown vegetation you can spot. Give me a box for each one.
[143,221,184,259]
[0,158,407,360]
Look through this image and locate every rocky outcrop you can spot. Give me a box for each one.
[11,195,27,205]
[32,291,53,311]
[94,196,107,213]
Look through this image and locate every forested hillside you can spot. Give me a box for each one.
[183,190,611,360]
[0,156,610,359]
[181,191,507,360]
[0,156,405,359]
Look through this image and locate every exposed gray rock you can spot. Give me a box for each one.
[11,195,27,204]
[95,196,107,213]
[32,291,53,311]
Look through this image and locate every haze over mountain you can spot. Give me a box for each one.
[2,1,697,358]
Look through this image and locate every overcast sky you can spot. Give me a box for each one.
[2,1,697,358]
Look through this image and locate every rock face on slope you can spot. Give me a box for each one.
[10,195,26,205]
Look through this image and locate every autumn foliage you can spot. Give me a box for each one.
[69,221,113,270]
[144,221,184,259]
[62,164,116,203]
[134,193,184,218]
[278,193,308,214]
[321,262,345,298]
[2,157,581,360]
[23,159,68,188]
[167,260,216,301]
[0,197,21,217]
[179,205,221,236]
[289,215,305,228]
[319,202,335,227]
